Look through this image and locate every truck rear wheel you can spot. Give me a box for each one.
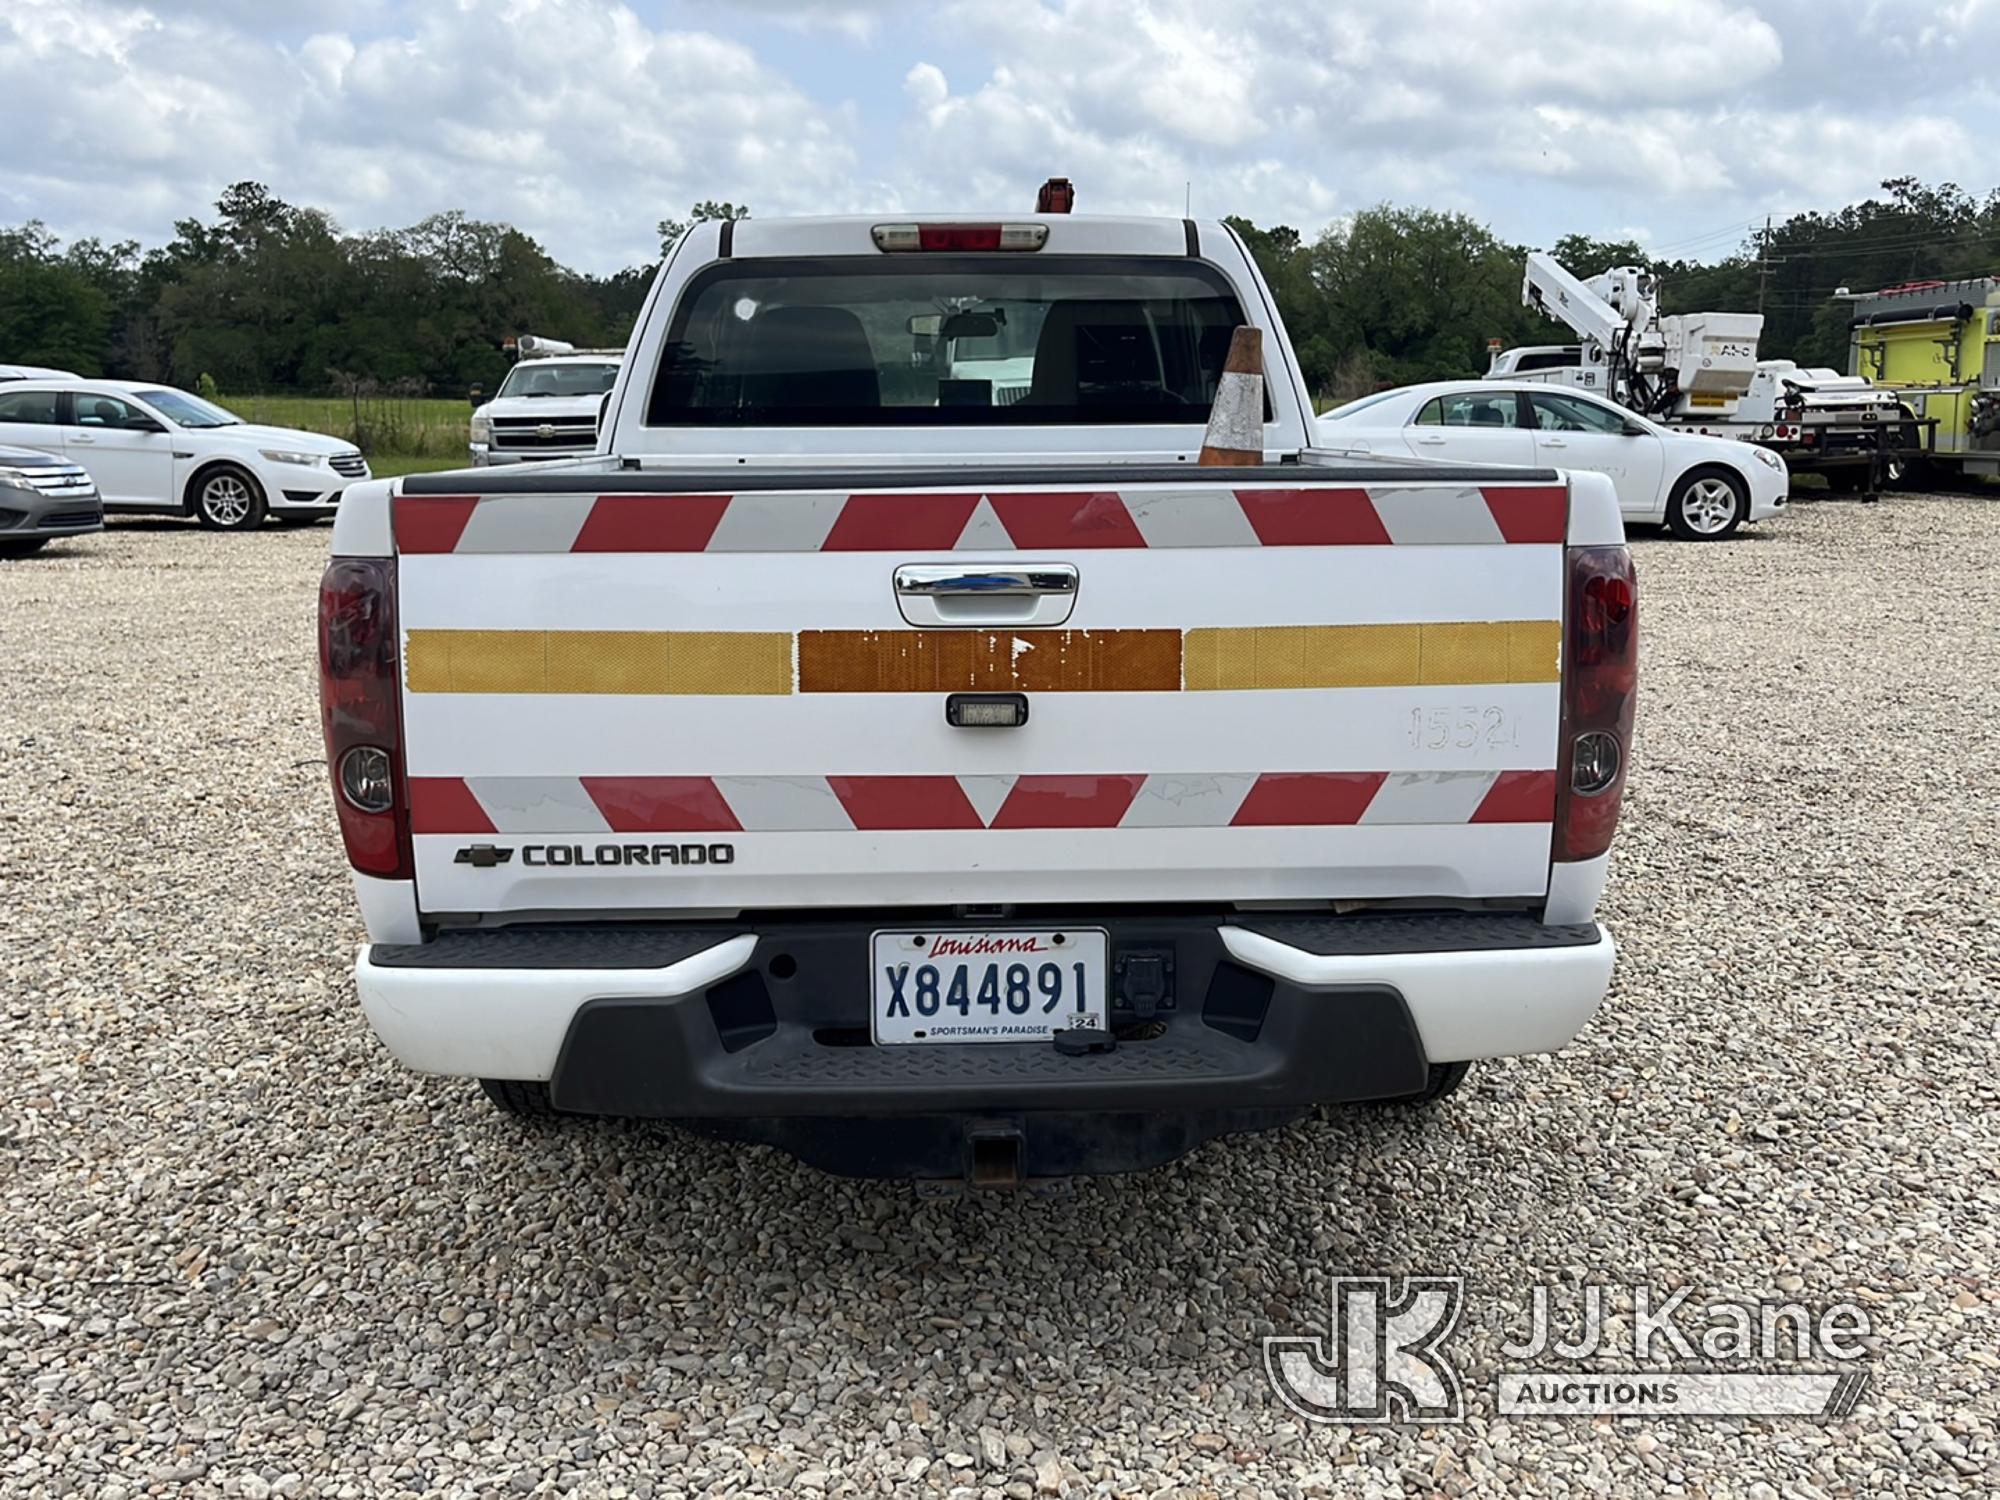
[1886,457,1925,490]
[1665,467,1746,540]
[479,1078,561,1118]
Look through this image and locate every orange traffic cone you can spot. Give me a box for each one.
[1197,326,1265,466]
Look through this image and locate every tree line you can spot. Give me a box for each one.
[3,177,1996,403]
[0,183,737,398]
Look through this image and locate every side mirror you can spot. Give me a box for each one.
[129,416,168,433]
[468,384,485,409]
[1621,421,1648,437]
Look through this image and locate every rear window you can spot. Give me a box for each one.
[1414,392,1525,428]
[1321,390,1404,422]
[0,389,59,425]
[646,256,1251,426]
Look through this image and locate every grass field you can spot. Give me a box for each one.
[365,454,467,478]
[221,392,470,464]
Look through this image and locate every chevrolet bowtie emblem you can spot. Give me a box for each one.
[454,844,514,868]
[536,422,555,439]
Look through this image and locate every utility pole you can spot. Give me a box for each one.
[1756,216,1774,315]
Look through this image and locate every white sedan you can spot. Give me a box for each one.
[1320,380,1788,540]
[0,380,368,530]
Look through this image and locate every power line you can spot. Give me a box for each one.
[1599,207,2000,275]
[1647,216,1761,255]
[1658,228,1986,268]
[1764,224,1996,255]
[1651,202,1846,253]
[1653,205,2000,264]
[1772,240,2000,267]
[1648,219,1979,270]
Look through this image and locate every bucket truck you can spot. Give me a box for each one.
[1491,255,1761,420]
[1490,253,1921,493]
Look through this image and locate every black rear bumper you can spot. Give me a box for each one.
[554,971,1427,1116]
[378,912,1599,1176]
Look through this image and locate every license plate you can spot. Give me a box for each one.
[871,929,1108,1045]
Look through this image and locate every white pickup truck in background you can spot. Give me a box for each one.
[319,203,1636,1186]
[467,336,623,466]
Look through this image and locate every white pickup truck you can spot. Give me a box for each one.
[319,207,1635,1185]
[467,340,623,466]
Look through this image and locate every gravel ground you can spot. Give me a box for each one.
[4,499,1997,1499]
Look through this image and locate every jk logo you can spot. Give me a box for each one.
[1264,1276,1465,1424]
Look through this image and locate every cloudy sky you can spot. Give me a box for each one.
[1,0,1993,272]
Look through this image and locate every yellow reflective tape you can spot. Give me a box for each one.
[402,621,1558,696]
[1420,622,1512,685]
[1506,619,1563,682]
[403,630,792,695]
[1184,622,1559,690]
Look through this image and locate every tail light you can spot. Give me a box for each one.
[318,556,410,879]
[1553,545,1637,863]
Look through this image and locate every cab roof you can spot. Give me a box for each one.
[709,214,1213,261]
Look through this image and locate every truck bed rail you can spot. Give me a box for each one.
[401,460,1564,495]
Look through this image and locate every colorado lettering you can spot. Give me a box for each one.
[519,843,735,867]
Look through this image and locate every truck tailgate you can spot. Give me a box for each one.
[391,466,1569,917]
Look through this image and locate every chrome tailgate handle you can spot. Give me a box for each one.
[893,564,1079,627]
[895,564,1077,597]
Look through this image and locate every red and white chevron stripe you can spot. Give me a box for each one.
[395,484,1567,555]
[409,770,1557,834]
